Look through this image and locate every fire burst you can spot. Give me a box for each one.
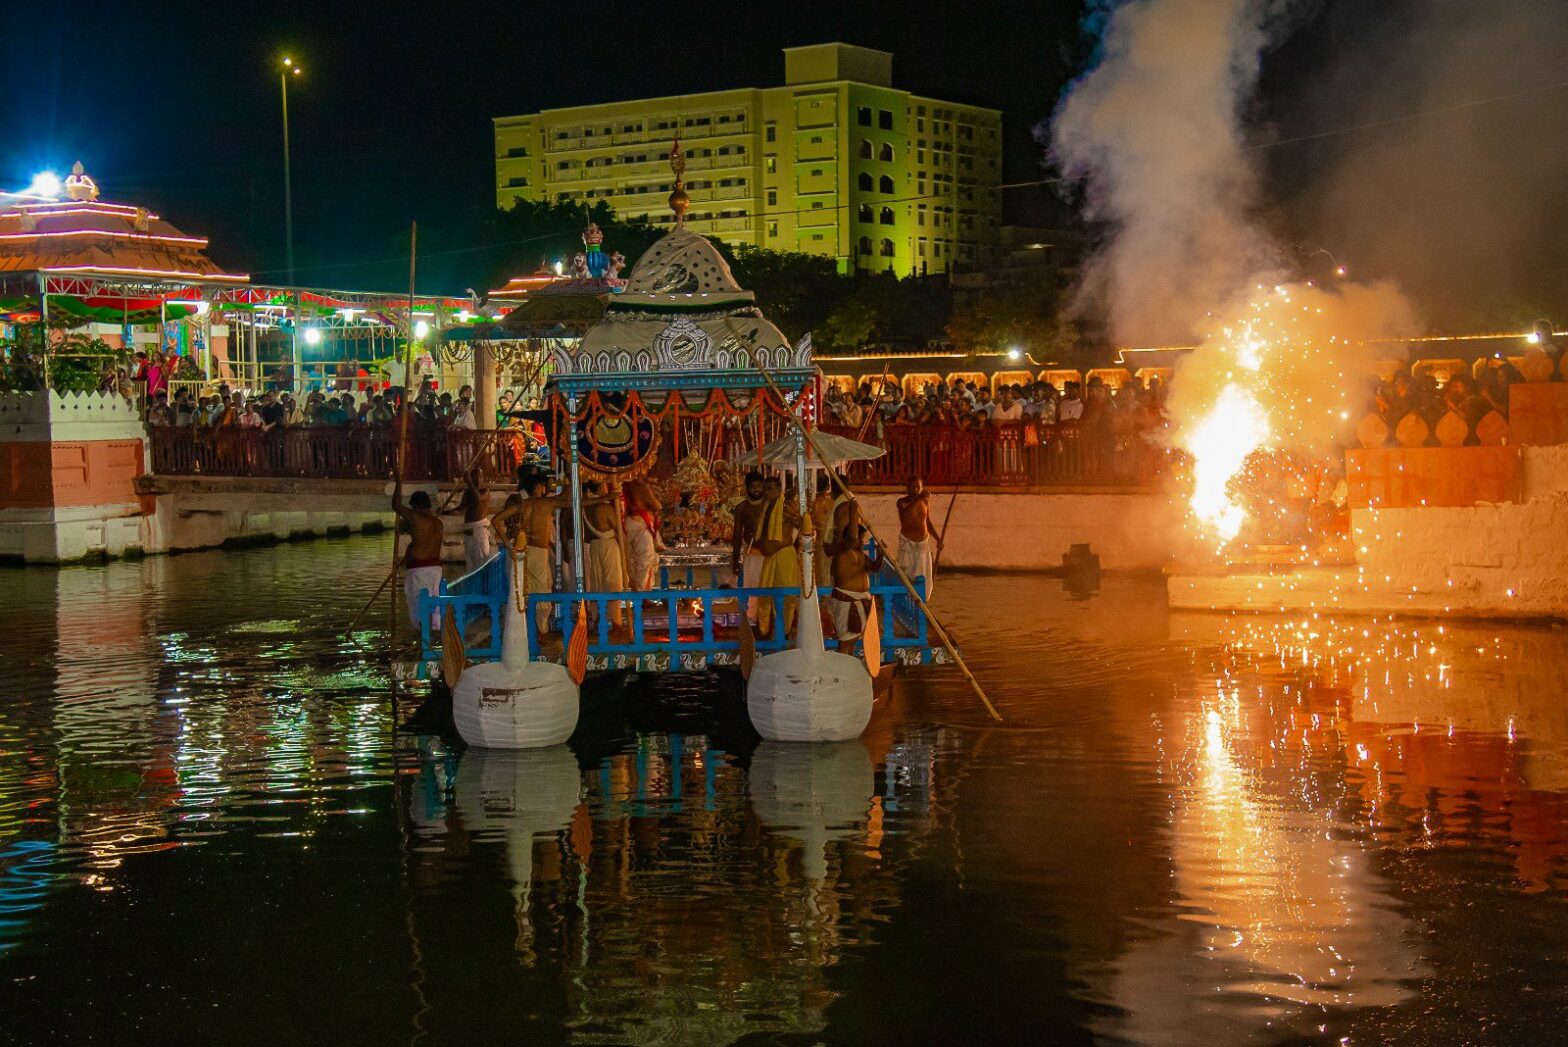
[1168,280,1416,547]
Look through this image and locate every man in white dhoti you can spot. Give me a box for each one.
[491,475,579,636]
[459,467,493,575]
[393,483,446,632]
[896,477,941,600]
[623,478,665,591]
[827,521,884,647]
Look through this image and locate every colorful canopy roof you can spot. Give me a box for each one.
[0,163,247,284]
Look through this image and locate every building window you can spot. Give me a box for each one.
[918,239,927,256]
[858,204,874,222]
[879,143,894,162]
[859,139,873,159]
[766,123,776,142]
[879,206,895,225]
[766,189,778,207]
[765,156,777,173]
[917,208,926,226]
[767,220,779,237]
[879,238,895,257]
[858,106,872,126]
[858,236,873,255]
[878,109,893,129]
[811,168,823,176]
[858,172,873,191]
[811,200,824,208]
[879,174,895,194]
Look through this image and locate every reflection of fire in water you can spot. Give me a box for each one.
[1174,612,1568,891]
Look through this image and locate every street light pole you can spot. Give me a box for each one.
[280,57,302,284]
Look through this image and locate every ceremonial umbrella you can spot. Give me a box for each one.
[756,430,884,466]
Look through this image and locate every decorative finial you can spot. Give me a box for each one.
[667,138,689,228]
[64,161,98,202]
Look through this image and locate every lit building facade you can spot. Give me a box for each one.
[494,43,1001,275]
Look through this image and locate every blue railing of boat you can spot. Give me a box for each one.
[415,551,930,668]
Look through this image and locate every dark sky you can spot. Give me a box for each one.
[2,0,1085,291]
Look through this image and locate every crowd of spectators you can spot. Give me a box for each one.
[142,377,477,432]
[824,374,1170,437]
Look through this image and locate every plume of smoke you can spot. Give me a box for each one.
[1051,0,1281,346]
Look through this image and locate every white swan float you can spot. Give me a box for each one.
[451,554,581,749]
[746,587,873,742]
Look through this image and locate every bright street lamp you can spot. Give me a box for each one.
[279,57,303,284]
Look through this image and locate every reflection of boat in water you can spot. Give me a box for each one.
[748,740,874,881]
[452,745,582,959]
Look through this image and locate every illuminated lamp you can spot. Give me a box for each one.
[414,320,431,340]
[26,171,61,198]
[303,327,322,346]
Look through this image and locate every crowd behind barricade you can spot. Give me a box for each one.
[139,377,478,432]
[822,373,1172,486]
[1360,322,1563,446]
[825,373,1169,434]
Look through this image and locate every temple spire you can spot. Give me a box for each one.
[667,139,689,228]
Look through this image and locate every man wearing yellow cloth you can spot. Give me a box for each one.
[755,475,802,640]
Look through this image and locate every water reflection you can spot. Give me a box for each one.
[7,546,1568,1042]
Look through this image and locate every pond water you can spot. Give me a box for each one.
[3,536,1567,1044]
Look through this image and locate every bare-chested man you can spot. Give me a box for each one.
[582,479,627,629]
[896,477,941,599]
[622,477,665,591]
[459,465,493,574]
[730,470,766,619]
[491,476,610,633]
[393,480,446,631]
[828,521,886,648]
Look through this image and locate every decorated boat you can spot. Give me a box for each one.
[414,145,949,748]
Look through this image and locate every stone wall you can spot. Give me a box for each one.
[854,488,1180,572]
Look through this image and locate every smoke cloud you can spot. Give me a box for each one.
[1050,0,1282,346]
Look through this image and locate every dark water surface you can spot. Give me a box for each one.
[3,537,1568,1045]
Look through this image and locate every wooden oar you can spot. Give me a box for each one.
[729,322,1001,722]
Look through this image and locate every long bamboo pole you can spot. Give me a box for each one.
[934,487,960,570]
[730,324,1001,722]
[390,222,419,704]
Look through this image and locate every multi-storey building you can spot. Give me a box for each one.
[493,43,1000,275]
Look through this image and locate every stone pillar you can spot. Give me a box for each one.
[474,342,497,430]
[0,391,150,563]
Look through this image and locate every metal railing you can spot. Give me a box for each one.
[416,552,932,668]
[147,426,528,483]
[819,421,1167,487]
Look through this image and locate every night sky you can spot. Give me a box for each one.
[6,0,1565,326]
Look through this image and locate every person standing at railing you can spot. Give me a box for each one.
[393,480,446,632]
[896,477,941,600]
